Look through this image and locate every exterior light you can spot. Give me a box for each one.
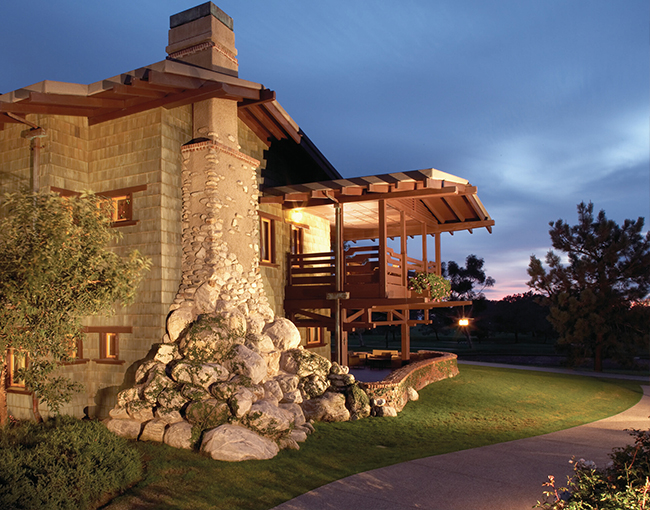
[458,318,469,327]
[290,208,303,224]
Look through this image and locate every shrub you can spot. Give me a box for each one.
[535,427,650,509]
[408,272,451,301]
[0,416,142,510]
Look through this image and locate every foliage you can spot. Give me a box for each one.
[408,272,451,301]
[0,191,151,421]
[100,367,641,510]
[536,427,650,509]
[442,254,495,301]
[528,202,650,371]
[0,416,142,510]
[493,292,553,343]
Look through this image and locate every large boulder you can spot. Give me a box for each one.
[167,306,195,342]
[225,344,267,385]
[264,318,301,351]
[106,418,142,440]
[171,362,229,389]
[185,399,231,430]
[228,387,254,419]
[280,349,331,379]
[301,392,350,422]
[164,421,194,449]
[140,419,167,442]
[346,383,371,420]
[201,424,280,461]
[246,399,293,436]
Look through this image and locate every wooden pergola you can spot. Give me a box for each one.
[261,168,495,365]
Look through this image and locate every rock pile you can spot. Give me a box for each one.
[105,285,390,461]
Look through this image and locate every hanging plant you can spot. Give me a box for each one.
[408,272,451,301]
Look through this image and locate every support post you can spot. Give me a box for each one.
[333,202,345,365]
[421,222,427,273]
[401,319,410,362]
[378,200,387,297]
[434,233,441,275]
[400,210,407,288]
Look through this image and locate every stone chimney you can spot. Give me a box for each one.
[166,2,238,77]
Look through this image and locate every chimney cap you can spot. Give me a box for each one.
[170,2,233,31]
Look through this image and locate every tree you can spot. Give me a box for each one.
[0,191,150,424]
[527,202,650,371]
[443,254,496,302]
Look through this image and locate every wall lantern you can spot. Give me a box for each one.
[458,318,469,327]
[290,208,304,224]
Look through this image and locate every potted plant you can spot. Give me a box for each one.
[408,272,451,301]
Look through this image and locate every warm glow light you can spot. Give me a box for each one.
[290,208,303,223]
[458,318,469,327]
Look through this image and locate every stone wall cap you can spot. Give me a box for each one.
[170,2,233,31]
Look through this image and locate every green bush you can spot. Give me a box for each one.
[0,416,142,510]
[536,427,650,509]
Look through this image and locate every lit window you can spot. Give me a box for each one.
[111,195,132,223]
[7,348,27,389]
[290,225,303,255]
[260,216,275,264]
[306,327,324,347]
[66,336,83,359]
[101,333,119,359]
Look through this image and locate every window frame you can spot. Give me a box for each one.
[85,326,131,365]
[259,212,279,267]
[6,348,30,394]
[290,225,304,255]
[62,336,89,365]
[305,327,326,348]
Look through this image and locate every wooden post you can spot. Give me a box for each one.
[333,203,343,365]
[435,232,441,275]
[421,221,427,273]
[401,319,410,362]
[378,200,387,297]
[400,210,407,288]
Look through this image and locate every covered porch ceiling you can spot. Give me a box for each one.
[261,168,494,241]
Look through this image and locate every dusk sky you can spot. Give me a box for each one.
[2,0,648,299]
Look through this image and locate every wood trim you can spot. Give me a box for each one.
[97,184,147,198]
[258,210,282,222]
[84,326,132,333]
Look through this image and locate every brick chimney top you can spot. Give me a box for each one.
[166,2,238,76]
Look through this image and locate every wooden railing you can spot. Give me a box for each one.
[287,251,335,288]
[287,246,436,298]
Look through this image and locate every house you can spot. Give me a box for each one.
[0,3,493,420]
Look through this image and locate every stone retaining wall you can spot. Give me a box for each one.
[360,351,459,412]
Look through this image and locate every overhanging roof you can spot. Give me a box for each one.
[261,168,494,240]
[0,59,300,145]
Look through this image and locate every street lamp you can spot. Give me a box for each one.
[458,318,469,327]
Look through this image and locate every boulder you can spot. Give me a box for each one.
[280,349,331,379]
[279,437,300,450]
[167,306,194,342]
[373,405,398,417]
[346,384,371,420]
[154,408,184,424]
[299,374,329,399]
[280,389,303,404]
[126,402,155,422]
[106,418,142,440]
[247,400,293,435]
[164,421,194,449]
[280,403,306,427]
[116,387,141,408]
[154,343,181,364]
[264,318,301,351]
[301,392,350,422]
[134,360,161,384]
[142,370,174,404]
[263,380,283,403]
[156,385,187,411]
[290,428,308,443]
[407,387,419,401]
[108,406,130,420]
[225,344,267,385]
[228,387,254,419]
[193,282,220,314]
[185,399,230,430]
[201,424,279,461]
[140,419,167,442]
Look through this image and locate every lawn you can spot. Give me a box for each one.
[102,365,643,510]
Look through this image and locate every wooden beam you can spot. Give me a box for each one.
[25,92,126,109]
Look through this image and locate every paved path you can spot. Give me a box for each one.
[272,366,650,510]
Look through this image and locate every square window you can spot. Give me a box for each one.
[111,195,132,223]
[306,327,324,347]
[101,332,119,359]
[86,326,129,365]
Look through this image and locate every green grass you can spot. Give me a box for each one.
[102,365,643,510]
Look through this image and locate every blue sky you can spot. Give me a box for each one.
[2,0,648,299]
